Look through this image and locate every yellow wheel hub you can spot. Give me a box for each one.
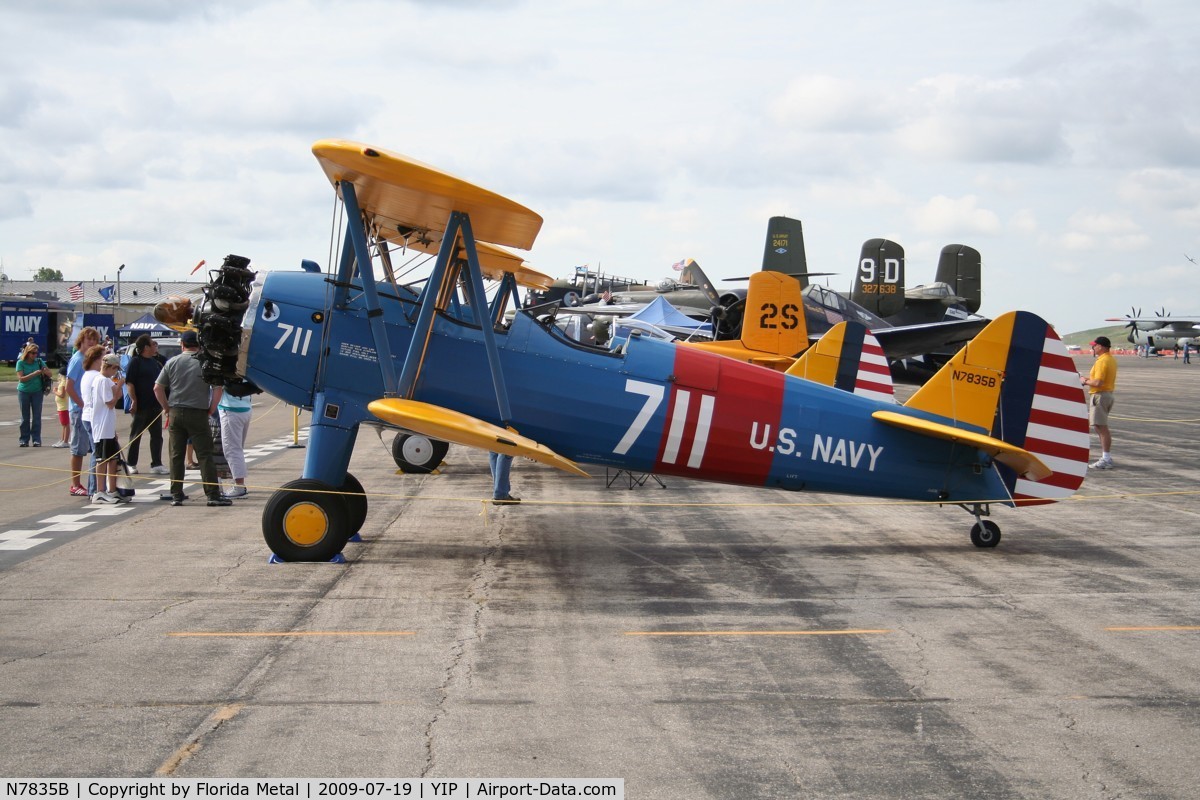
[282,502,329,546]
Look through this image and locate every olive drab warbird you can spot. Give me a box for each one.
[189,140,1090,562]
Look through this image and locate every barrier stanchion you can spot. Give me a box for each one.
[287,406,305,448]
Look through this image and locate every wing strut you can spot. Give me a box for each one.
[338,181,399,396]
[459,213,514,424]
[490,272,522,329]
[393,210,513,424]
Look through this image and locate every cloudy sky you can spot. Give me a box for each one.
[1,0,1197,333]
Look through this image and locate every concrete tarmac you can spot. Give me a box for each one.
[1,354,1198,798]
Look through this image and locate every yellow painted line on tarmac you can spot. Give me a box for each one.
[167,631,417,637]
[1105,625,1200,632]
[155,702,245,776]
[624,629,891,637]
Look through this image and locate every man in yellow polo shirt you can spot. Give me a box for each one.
[1080,335,1117,469]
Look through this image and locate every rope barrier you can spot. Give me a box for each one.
[3,457,1198,505]
[0,395,291,494]
[7,398,1197,506]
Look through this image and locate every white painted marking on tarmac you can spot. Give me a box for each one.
[37,522,97,532]
[0,531,52,550]
[0,427,311,557]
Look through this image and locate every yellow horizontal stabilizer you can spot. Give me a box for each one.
[682,339,797,372]
[750,355,800,370]
[872,409,1052,481]
[368,398,589,478]
[313,139,543,251]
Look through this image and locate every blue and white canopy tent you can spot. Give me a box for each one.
[117,313,175,342]
[616,295,712,340]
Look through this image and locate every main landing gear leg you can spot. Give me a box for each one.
[263,403,362,562]
[960,503,1001,548]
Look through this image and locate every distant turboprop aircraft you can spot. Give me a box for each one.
[1107,308,1200,351]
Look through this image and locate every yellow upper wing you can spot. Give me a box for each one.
[312,139,544,252]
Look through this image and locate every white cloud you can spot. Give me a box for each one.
[1118,168,1200,228]
[909,195,1003,236]
[0,0,1197,333]
[770,75,898,133]
[894,75,1069,164]
[0,187,32,221]
[1054,210,1149,252]
[809,178,907,209]
[1009,209,1038,235]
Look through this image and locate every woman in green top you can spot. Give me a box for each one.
[16,343,51,447]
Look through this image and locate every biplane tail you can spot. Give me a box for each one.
[785,322,894,402]
[894,311,1089,505]
[683,271,809,369]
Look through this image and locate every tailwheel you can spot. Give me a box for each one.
[263,478,349,562]
[970,520,1001,548]
[391,433,449,474]
[340,472,368,540]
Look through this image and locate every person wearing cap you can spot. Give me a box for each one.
[153,330,231,507]
[1080,335,1117,469]
[89,353,130,504]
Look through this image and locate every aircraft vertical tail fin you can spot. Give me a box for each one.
[681,270,809,367]
[936,244,982,314]
[761,216,808,285]
[786,322,894,402]
[903,311,1090,504]
[740,271,809,357]
[676,259,722,307]
[851,238,905,318]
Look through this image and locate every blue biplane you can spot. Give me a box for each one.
[182,140,1090,561]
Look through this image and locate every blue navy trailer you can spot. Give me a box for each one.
[70,313,116,349]
[2,298,75,366]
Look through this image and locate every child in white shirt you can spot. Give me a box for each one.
[90,354,127,504]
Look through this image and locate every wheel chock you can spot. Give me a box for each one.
[267,552,348,564]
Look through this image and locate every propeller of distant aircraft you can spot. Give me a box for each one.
[1120,307,1143,343]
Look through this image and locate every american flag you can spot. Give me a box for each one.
[671,259,687,272]
[68,282,84,301]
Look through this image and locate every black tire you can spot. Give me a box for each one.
[391,433,449,474]
[340,472,367,539]
[970,520,1001,548]
[263,478,349,562]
